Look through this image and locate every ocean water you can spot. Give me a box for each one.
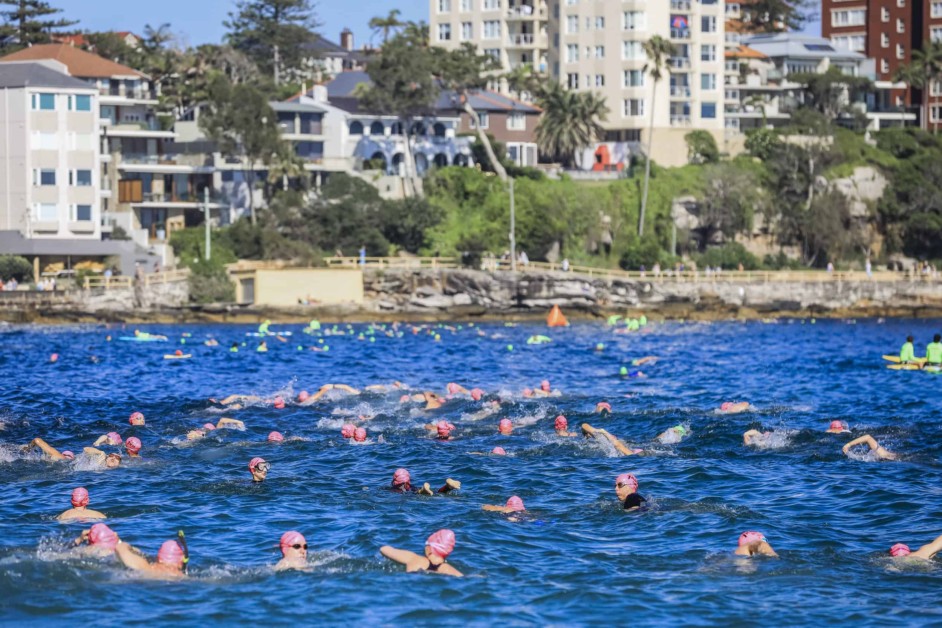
[1,319,941,626]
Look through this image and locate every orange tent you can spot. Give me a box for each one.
[547,304,569,327]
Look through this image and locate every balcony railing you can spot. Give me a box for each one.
[507,33,536,46]
[669,57,691,69]
[506,4,545,19]
[671,0,692,10]
[670,86,691,98]
[670,29,691,40]
[670,115,692,126]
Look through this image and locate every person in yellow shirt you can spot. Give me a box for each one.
[926,334,942,367]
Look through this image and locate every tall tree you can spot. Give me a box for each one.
[895,42,942,133]
[368,9,402,45]
[504,63,540,101]
[224,0,318,85]
[534,81,608,169]
[0,0,77,52]
[435,42,507,181]
[357,22,438,194]
[791,66,872,120]
[199,75,282,225]
[638,35,674,237]
[739,0,815,33]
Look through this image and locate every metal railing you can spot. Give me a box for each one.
[324,257,459,269]
[83,268,190,290]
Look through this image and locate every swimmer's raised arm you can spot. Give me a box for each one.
[584,425,636,456]
[913,533,942,560]
[83,446,105,459]
[114,540,150,570]
[842,434,879,454]
[743,429,763,446]
[216,418,245,429]
[332,384,360,395]
[379,545,419,565]
[23,437,66,460]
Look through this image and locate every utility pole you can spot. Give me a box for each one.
[509,178,516,272]
[273,44,281,86]
[203,186,211,261]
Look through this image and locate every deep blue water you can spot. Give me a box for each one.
[1,318,941,626]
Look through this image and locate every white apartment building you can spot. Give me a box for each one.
[432,0,727,167]
[0,60,101,239]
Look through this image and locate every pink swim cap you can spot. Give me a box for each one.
[447,382,461,394]
[203,423,216,431]
[492,446,506,455]
[393,468,411,486]
[125,437,142,454]
[522,388,533,397]
[596,402,612,414]
[50,353,58,362]
[268,431,284,442]
[470,388,484,401]
[341,424,355,438]
[106,432,122,445]
[555,415,568,430]
[399,394,411,403]
[506,496,525,511]
[248,456,266,471]
[721,402,733,411]
[890,543,911,557]
[738,531,766,547]
[88,523,118,550]
[61,450,75,460]
[499,418,513,433]
[541,379,550,392]
[426,529,456,558]
[273,397,285,409]
[71,487,89,508]
[436,420,455,438]
[297,390,310,402]
[129,411,145,425]
[615,473,638,491]
[157,540,185,567]
[829,420,847,431]
[280,530,306,555]
[354,427,367,442]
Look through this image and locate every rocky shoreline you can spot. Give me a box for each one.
[2,269,942,324]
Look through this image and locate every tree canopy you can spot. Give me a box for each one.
[224,0,319,84]
[0,0,76,52]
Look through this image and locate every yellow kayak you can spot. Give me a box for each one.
[883,355,926,364]
[887,363,922,370]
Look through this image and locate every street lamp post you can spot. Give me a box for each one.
[509,178,516,272]
[203,186,211,261]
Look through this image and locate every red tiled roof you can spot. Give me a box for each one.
[0,43,144,78]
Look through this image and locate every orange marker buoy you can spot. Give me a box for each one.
[547,304,569,327]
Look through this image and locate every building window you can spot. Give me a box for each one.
[931,106,941,122]
[832,35,865,52]
[67,94,92,111]
[595,16,605,29]
[881,58,890,73]
[881,33,889,48]
[701,15,716,33]
[897,18,905,33]
[438,0,451,13]
[623,11,645,30]
[932,26,942,43]
[701,44,716,61]
[35,169,56,185]
[72,204,92,221]
[471,112,489,129]
[881,7,889,21]
[701,102,717,119]
[594,45,604,58]
[507,112,525,130]
[460,0,471,10]
[438,23,452,41]
[483,20,500,38]
[34,203,58,221]
[931,80,942,97]
[595,74,605,87]
[482,0,499,10]
[567,43,579,62]
[833,9,867,27]
[933,1,942,18]
[567,15,578,33]
[484,48,500,61]
[623,40,643,60]
[623,69,644,87]
[897,44,905,59]
[567,73,579,88]
[624,99,644,117]
[461,22,473,40]
[701,73,716,90]
[31,93,55,110]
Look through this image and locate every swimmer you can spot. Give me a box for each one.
[425,420,455,440]
[21,437,74,461]
[125,437,142,458]
[308,384,362,403]
[268,431,284,443]
[82,447,122,468]
[632,356,658,366]
[92,432,123,447]
[380,529,462,577]
[364,381,406,393]
[596,402,612,416]
[353,427,368,443]
[742,429,771,447]
[204,338,219,347]
[719,401,751,414]
[114,536,187,579]
[216,418,245,430]
[554,415,578,437]
[842,434,897,461]
[446,382,470,396]
[491,446,507,455]
[390,468,461,495]
[826,420,850,434]
[482,495,526,513]
[498,418,514,435]
[185,423,218,441]
[230,342,239,352]
[128,412,145,426]
[524,380,557,398]
[888,533,942,561]
[275,531,309,572]
[257,340,268,352]
[340,423,356,439]
[470,388,485,401]
[581,423,643,456]
[57,487,106,521]
[249,457,270,482]
[73,522,119,556]
[734,531,778,557]
[615,473,646,511]
[657,425,689,445]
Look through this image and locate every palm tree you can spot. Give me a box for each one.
[369,10,403,45]
[638,35,675,237]
[895,42,942,133]
[535,81,608,168]
[505,63,539,101]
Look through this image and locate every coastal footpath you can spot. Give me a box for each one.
[2,269,942,324]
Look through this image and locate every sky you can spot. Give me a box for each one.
[54,0,821,49]
[54,0,427,48]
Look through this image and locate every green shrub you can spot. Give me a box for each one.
[0,255,33,281]
[187,259,234,304]
[696,243,760,270]
[618,239,665,270]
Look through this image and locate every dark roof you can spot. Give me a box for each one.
[320,71,541,115]
[0,230,138,256]
[303,34,348,55]
[0,61,94,90]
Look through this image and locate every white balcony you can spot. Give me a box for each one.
[670,115,692,127]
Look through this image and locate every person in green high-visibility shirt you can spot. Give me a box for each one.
[258,319,271,334]
[926,334,942,366]
[900,335,916,364]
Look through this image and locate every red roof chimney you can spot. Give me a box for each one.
[340,28,353,51]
